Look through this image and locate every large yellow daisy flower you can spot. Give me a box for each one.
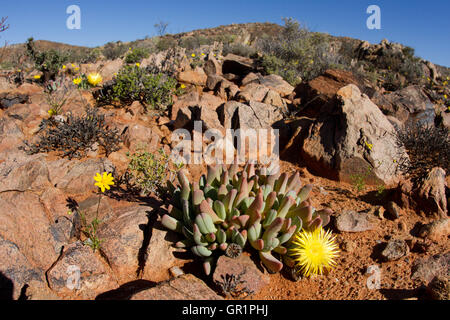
[94,172,115,193]
[289,227,339,277]
[87,73,103,87]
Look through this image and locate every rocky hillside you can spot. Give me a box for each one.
[0,21,448,301]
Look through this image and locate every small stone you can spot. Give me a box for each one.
[213,255,270,297]
[285,267,302,282]
[380,239,409,261]
[376,206,385,219]
[419,218,450,241]
[399,221,407,232]
[340,239,355,253]
[170,266,185,278]
[411,252,450,283]
[386,201,401,220]
[336,210,375,232]
[426,276,450,300]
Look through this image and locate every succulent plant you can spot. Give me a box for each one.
[161,163,332,275]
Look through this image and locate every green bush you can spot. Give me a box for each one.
[156,37,177,52]
[256,18,340,84]
[103,41,128,60]
[26,38,69,81]
[96,65,178,112]
[222,42,257,58]
[125,47,150,64]
[125,147,181,197]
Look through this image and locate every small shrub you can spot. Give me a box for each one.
[125,147,182,197]
[103,41,128,60]
[125,47,150,64]
[395,122,450,184]
[26,38,69,82]
[156,37,177,52]
[222,42,257,58]
[96,65,178,112]
[256,18,339,84]
[350,166,373,193]
[44,77,73,116]
[20,107,122,159]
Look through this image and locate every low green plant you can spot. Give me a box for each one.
[126,147,183,197]
[124,47,150,64]
[79,211,103,251]
[350,166,373,193]
[103,41,128,60]
[26,37,69,82]
[44,78,73,117]
[96,65,178,112]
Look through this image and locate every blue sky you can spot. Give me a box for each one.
[1,0,449,66]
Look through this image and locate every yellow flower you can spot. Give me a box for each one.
[445,94,448,99]
[289,227,339,277]
[136,63,140,67]
[48,109,56,116]
[87,73,103,86]
[71,63,75,68]
[62,65,66,69]
[75,67,80,71]
[365,141,373,151]
[34,75,41,80]
[94,172,115,193]
[180,84,186,89]
[310,59,314,64]
[201,53,205,56]
[17,69,22,73]
[73,77,82,85]
[191,53,196,58]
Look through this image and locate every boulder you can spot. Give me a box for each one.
[47,242,117,299]
[384,85,435,127]
[0,237,47,300]
[130,274,223,300]
[218,101,283,130]
[258,74,294,97]
[213,255,270,297]
[416,167,448,218]
[172,92,225,131]
[97,206,153,284]
[236,82,269,103]
[0,154,51,192]
[294,69,360,117]
[177,69,208,86]
[142,218,183,282]
[222,53,255,77]
[49,158,115,195]
[299,84,408,185]
[123,124,161,152]
[203,56,222,76]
